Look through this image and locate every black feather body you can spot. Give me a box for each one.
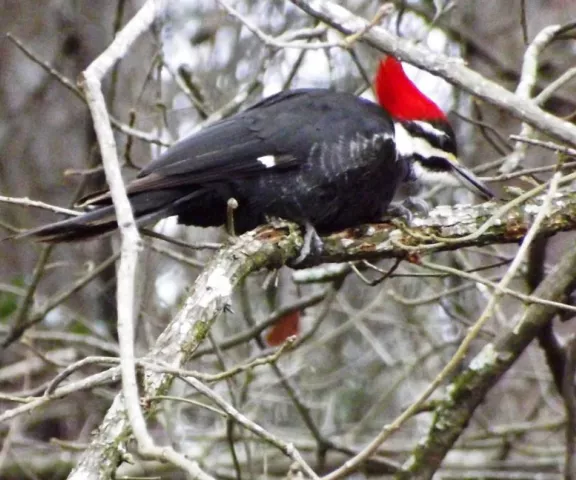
[22,89,410,242]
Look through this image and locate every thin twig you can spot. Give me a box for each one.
[2,247,54,348]
[2,253,120,348]
[0,367,119,423]
[483,160,576,183]
[501,24,562,173]
[0,196,80,218]
[510,135,576,157]
[6,31,167,146]
[520,0,529,45]
[181,374,320,479]
[191,290,328,358]
[452,108,512,156]
[417,260,576,314]
[218,0,391,51]
[535,67,576,105]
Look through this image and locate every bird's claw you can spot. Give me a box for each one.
[403,196,430,216]
[385,197,430,224]
[385,202,413,223]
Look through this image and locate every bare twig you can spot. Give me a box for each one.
[0,367,119,423]
[484,160,576,183]
[218,0,391,51]
[452,108,512,156]
[501,24,562,173]
[520,0,529,44]
[2,247,54,348]
[510,135,576,157]
[141,227,222,250]
[0,196,80,218]
[2,253,120,347]
[535,67,576,105]
[144,238,206,268]
[192,289,328,358]
[16,330,119,355]
[6,31,167,146]
[419,260,576,314]
[181,374,320,479]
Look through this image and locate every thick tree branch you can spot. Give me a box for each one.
[309,191,576,265]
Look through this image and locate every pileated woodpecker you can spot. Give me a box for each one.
[20,57,493,245]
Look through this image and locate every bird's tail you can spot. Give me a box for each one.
[15,189,202,243]
[16,205,122,242]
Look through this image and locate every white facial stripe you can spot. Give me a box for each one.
[414,120,449,139]
[394,122,459,165]
[257,155,276,168]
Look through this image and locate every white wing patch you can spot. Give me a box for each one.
[257,155,277,168]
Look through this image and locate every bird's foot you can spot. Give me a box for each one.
[385,202,413,223]
[289,222,324,267]
[403,196,430,216]
[385,197,430,224]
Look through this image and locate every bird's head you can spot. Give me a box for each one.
[375,56,493,200]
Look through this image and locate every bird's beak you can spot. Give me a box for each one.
[450,162,495,200]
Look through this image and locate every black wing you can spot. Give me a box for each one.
[81,90,316,206]
[135,90,319,182]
